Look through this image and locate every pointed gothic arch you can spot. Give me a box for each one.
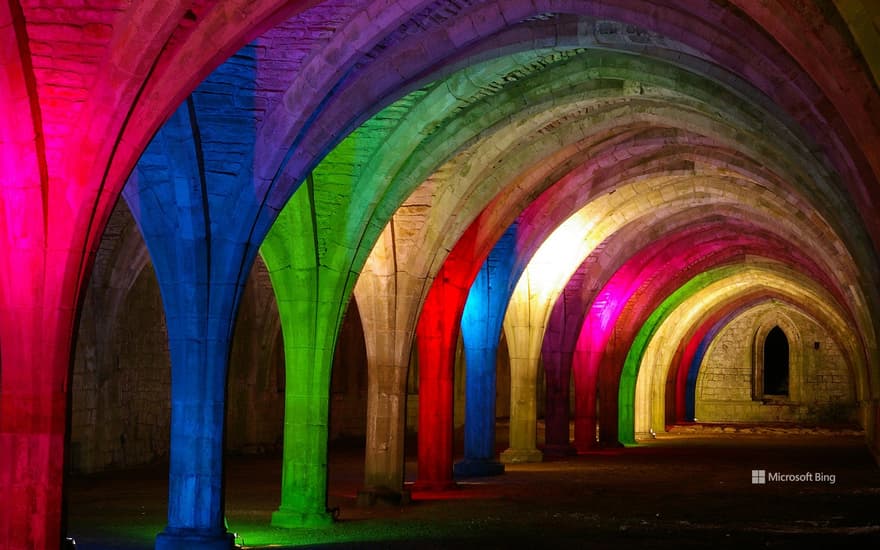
[753,310,802,402]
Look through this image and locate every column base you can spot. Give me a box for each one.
[499,447,543,464]
[270,508,335,528]
[155,528,234,550]
[453,459,505,477]
[543,443,577,457]
[356,486,412,507]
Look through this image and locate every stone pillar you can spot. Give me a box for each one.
[572,350,600,453]
[270,308,335,527]
[542,349,575,456]
[501,355,543,463]
[360,361,410,503]
[354,226,414,504]
[262,178,336,527]
[155,313,235,550]
[599,353,623,447]
[125,102,241,550]
[414,274,466,491]
[455,229,516,475]
[455,346,505,475]
[0,14,80,545]
[0,293,75,550]
[500,278,543,464]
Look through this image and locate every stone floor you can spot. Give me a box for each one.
[67,427,880,549]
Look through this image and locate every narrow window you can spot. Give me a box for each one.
[763,326,789,396]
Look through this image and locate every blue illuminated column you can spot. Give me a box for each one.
[125,101,236,550]
[454,225,517,477]
[124,48,266,546]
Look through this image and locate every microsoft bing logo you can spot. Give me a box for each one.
[750,469,836,485]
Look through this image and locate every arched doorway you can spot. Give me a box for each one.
[763,326,790,396]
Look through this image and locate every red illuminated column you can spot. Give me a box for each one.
[0,245,80,549]
[572,349,600,453]
[0,13,83,542]
[413,273,467,491]
[673,315,722,423]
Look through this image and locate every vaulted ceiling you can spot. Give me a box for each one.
[1,2,879,548]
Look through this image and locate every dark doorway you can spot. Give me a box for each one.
[763,326,789,396]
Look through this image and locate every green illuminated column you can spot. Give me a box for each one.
[262,175,351,527]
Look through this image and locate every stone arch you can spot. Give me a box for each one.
[752,309,803,402]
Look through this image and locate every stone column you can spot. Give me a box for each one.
[156,308,236,550]
[455,230,517,475]
[500,285,543,464]
[572,350,600,452]
[0,15,79,545]
[543,349,575,456]
[0,287,76,550]
[262,178,337,527]
[501,355,543,463]
[414,274,465,491]
[125,102,240,550]
[354,225,414,504]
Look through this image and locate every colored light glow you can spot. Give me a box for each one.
[618,265,747,444]
[633,275,768,436]
[566,209,858,444]
[568,224,753,448]
[564,216,835,434]
[622,263,857,442]
[284,41,880,494]
[260,50,612,501]
[261,135,364,525]
[415,225,478,490]
[678,308,743,422]
[1,3,878,549]
[521,210,597,299]
[681,300,774,421]
[674,289,859,425]
[123,44,271,545]
[458,223,517,466]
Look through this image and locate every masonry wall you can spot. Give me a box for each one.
[329,299,368,440]
[226,257,286,454]
[695,303,856,424]
[71,262,171,473]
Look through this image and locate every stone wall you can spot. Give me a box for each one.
[71,262,171,473]
[329,299,368,440]
[226,257,286,454]
[695,302,856,424]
